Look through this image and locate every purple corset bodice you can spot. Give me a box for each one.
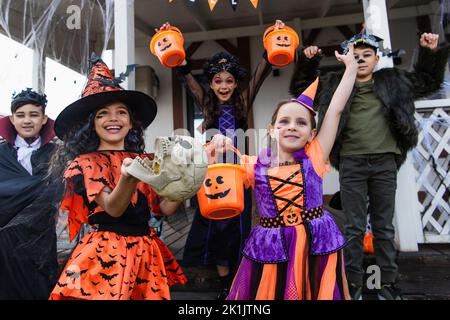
[218,104,236,135]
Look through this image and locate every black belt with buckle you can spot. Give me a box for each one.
[259,206,324,228]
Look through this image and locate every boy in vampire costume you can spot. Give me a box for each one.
[0,89,59,299]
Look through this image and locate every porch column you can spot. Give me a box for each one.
[394,153,424,251]
[32,48,46,93]
[363,0,423,251]
[114,0,135,89]
[362,0,393,69]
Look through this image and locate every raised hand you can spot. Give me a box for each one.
[155,22,171,33]
[303,46,322,59]
[335,44,358,70]
[275,19,285,29]
[420,33,439,50]
[211,134,233,153]
[205,134,233,164]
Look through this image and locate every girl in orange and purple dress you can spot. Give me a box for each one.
[223,44,358,300]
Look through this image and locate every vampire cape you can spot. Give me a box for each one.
[0,119,60,300]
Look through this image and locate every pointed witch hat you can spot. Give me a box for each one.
[54,53,157,140]
[291,77,319,114]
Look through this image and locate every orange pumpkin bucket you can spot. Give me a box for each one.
[150,25,186,68]
[263,24,299,67]
[197,146,245,220]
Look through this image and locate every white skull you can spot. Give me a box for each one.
[126,135,208,202]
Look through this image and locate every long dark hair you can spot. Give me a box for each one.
[203,86,247,131]
[48,105,145,179]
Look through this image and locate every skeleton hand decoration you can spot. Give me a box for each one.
[125,135,208,202]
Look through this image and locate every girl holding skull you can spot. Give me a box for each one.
[49,54,186,300]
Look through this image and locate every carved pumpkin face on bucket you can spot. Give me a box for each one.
[157,37,172,52]
[197,163,244,220]
[281,209,300,227]
[204,175,231,200]
[276,35,291,48]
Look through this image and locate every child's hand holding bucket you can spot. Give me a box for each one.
[274,19,285,30]
[155,22,171,33]
[303,46,322,59]
[205,134,234,164]
[150,22,186,68]
[212,134,233,153]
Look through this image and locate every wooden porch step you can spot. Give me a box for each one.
[171,245,450,299]
[163,206,195,260]
[362,244,450,300]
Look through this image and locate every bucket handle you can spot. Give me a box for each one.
[155,24,183,36]
[225,144,242,158]
[204,141,242,159]
[164,26,183,35]
[263,25,276,40]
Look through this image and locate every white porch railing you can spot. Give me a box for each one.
[413,99,450,243]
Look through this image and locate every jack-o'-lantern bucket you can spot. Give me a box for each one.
[263,24,299,67]
[150,25,185,68]
[198,146,245,220]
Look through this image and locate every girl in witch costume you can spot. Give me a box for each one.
[0,89,58,299]
[224,45,358,300]
[172,21,275,298]
[49,55,187,300]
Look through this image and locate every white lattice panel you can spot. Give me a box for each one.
[413,106,450,243]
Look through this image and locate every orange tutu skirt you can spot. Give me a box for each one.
[50,230,187,300]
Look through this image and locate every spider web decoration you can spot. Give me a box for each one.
[0,0,114,90]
